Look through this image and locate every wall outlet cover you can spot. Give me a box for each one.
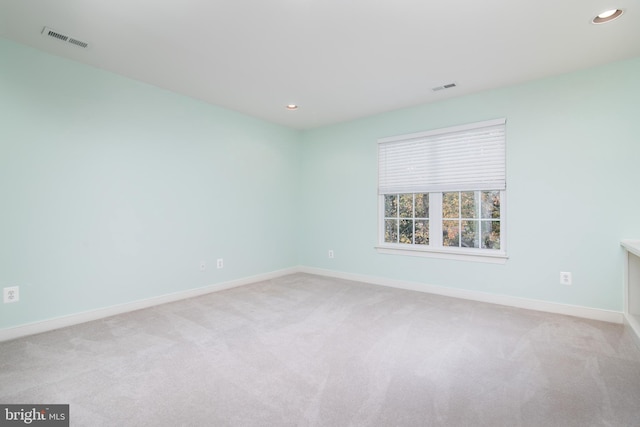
[3,286,19,303]
[560,272,572,285]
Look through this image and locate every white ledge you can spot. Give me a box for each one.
[621,239,640,258]
[621,239,640,346]
[375,245,508,264]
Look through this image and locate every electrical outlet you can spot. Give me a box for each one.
[328,250,334,259]
[3,286,19,303]
[560,272,572,285]
[217,258,224,269]
[200,261,206,271]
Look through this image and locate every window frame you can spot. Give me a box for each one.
[376,119,508,264]
[376,190,507,264]
[383,193,431,246]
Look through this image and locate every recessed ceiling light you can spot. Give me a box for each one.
[592,8,624,24]
[286,104,298,111]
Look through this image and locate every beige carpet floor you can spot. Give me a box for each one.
[1,273,640,426]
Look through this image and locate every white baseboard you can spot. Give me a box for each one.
[0,267,299,343]
[1,265,625,343]
[299,266,625,324]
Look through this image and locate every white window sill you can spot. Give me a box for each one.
[375,245,508,264]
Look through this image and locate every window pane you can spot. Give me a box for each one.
[384,194,397,218]
[481,191,500,219]
[481,220,500,249]
[443,220,459,247]
[399,194,413,218]
[415,220,429,245]
[382,191,503,252]
[461,220,479,248]
[385,219,398,243]
[415,193,429,218]
[443,192,459,218]
[399,219,413,244]
[461,191,477,219]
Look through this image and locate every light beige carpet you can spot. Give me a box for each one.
[1,273,639,426]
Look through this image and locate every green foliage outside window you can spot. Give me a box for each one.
[385,191,500,250]
[384,194,429,245]
[443,191,500,249]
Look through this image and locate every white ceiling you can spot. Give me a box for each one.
[1,0,639,129]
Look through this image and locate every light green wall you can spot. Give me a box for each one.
[0,39,300,328]
[299,56,640,311]
[2,36,639,330]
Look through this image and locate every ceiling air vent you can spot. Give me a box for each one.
[41,27,89,49]
[68,38,89,48]
[432,82,457,92]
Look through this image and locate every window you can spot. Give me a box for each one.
[384,193,430,245]
[377,119,506,263]
[441,191,501,250]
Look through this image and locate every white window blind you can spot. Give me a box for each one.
[378,118,506,194]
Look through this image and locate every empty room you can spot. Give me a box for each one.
[1,0,640,426]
